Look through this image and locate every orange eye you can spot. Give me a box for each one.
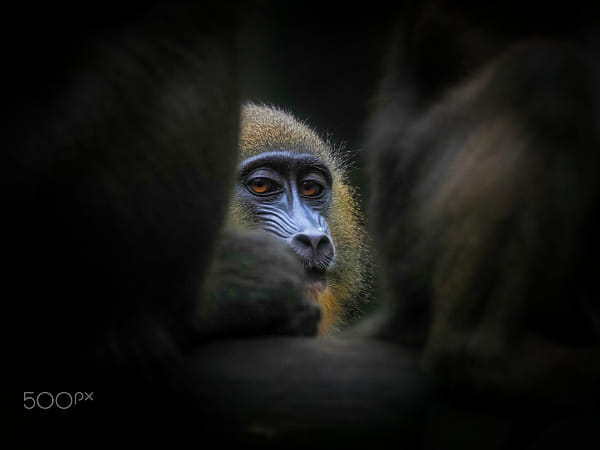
[247,177,273,195]
[301,180,322,197]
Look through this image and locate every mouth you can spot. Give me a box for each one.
[305,267,327,291]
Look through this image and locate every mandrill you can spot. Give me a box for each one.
[229,103,370,334]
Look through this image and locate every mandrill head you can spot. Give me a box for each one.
[229,103,371,334]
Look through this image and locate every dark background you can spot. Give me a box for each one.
[236,0,600,213]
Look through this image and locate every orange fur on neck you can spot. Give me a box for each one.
[308,286,340,335]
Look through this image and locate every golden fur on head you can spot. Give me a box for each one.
[232,102,370,333]
[239,103,335,166]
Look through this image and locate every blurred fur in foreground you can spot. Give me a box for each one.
[367,37,600,410]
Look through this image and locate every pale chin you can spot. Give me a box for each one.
[306,279,327,304]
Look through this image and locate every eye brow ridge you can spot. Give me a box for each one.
[238,151,332,180]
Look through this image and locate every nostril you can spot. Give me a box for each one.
[290,232,335,270]
[316,236,330,251]
[295,234,313,249]
[291,233,333,256]
[293,233,328,252]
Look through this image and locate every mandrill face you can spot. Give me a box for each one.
[236,150,336,289]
